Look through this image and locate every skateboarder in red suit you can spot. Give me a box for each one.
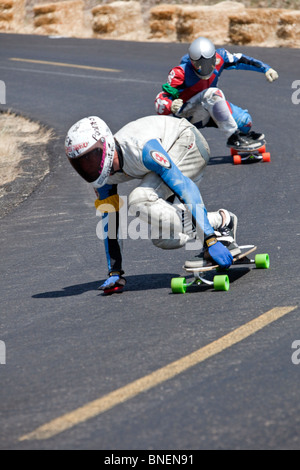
[155,37,278,150]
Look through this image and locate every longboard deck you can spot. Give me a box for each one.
[184,246,257,273]
[230,141,266,154]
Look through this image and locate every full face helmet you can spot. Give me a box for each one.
[65,116,115,187]
[188,37,216,79]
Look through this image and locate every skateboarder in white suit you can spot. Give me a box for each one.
[65,115,239,292]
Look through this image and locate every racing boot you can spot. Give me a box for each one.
[247,130,265,141]
[214,210,241,257]
[184,209,240,269]
[227,130,263,150]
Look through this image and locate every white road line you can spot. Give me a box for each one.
[0,65,161,85]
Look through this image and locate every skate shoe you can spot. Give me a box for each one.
[214,211,241,257]
[227,130,263,150]
[247,130,265,141]
[184,248,211,269]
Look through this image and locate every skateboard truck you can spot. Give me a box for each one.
[230,142,271,165]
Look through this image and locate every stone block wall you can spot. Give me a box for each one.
[229,8,282,46]
[149,4,180,42]
[91,1,146,40]
[149,1,245,44]
[228,8,300,47]
[0,0,299,48]
[0,0,25,30]
[149,2,300,47]
[33,0,84,36]
[276,11,300,47]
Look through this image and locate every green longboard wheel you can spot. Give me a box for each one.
[171,277,187,294]
[255,253,270,269]
[213,274,230,291]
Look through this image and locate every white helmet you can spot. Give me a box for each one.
[188,37,216,79]
[65,116,115,187]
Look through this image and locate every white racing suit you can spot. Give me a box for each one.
[94,115,226,275]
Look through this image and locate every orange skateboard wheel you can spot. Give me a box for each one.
[233,154,242,165]
[262,152,271,162]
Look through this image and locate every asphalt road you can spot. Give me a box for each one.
[0,33,299,451]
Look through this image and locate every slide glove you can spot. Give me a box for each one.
[265,68,278,82]
[98,273,126,294]
[171,98,184,114]
[206,237,233,269]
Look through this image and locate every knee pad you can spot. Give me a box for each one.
[203,88,231,122]
[207,210,223,230]
[128,190,193,250]
[202,88,226,108]
[212,100,231,122]
[202,89,237,136]
[128,186,158,209]
[152,233,189,250]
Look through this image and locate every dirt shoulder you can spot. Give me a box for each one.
[0,111,55,219]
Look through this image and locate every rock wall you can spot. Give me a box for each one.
[228,7,300,47]
[276,11,300,47]
[33,0,84,36]
[149,2,300,47]
[149,1,245,43]
[0,0,25,30]
[0,0,299,48]
[92,1,145,40]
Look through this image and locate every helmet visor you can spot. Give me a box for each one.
[68,145,105,183]
[191,54,216,78]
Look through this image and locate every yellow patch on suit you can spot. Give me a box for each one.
[95,194,124,213]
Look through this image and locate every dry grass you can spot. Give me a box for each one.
[0,111,53,186]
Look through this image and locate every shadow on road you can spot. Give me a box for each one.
[208,154,233,165]
[32,268,251,298]
[31,273,180,298]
